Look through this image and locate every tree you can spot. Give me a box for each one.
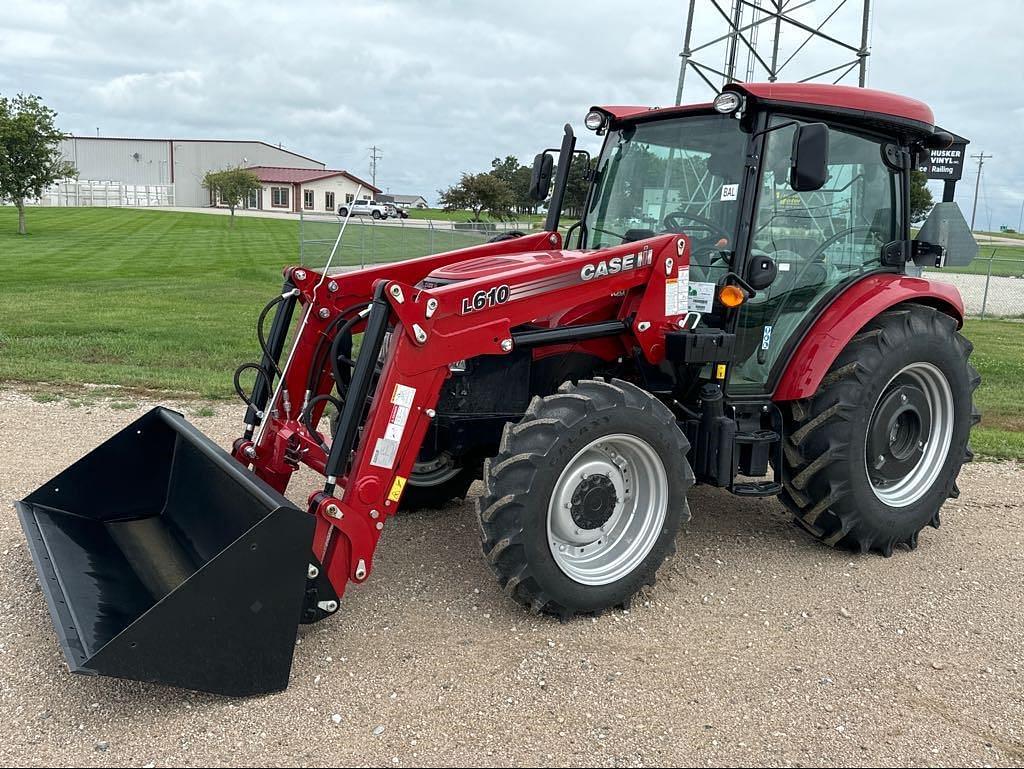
[489,155,536,215]
[202,167,262,227]
[909,170,934,224]
[563,155,597,220]
[0,93,76,235]
[438,172,512,221]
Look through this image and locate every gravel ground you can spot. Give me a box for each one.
[924,271,1024,317]
[1,386,1022,768]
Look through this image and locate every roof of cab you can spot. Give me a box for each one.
[594,82,935,133]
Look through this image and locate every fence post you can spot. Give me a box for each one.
[980,248,995,320]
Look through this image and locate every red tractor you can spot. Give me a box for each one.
[18,82,980,696]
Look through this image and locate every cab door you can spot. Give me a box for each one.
[728,118,904,395]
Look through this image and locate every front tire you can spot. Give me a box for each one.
[338,207,349,217]
[781,304,980,555]
[478,379,693,618]
[398,456,478,511]
[372,210,382,219]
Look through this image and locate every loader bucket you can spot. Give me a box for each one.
[15,407,314,697]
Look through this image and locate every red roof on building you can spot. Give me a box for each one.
[247,166,381,193]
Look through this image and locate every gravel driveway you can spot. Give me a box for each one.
[1,387,1021,767]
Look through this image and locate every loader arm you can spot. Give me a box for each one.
[240,233,693,605]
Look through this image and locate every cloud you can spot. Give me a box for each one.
[1,0,1021,221]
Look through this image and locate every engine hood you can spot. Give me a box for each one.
[420,251,567,288]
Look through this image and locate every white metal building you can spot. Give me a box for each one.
[57,136,326,208]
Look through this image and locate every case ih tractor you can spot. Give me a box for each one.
[17,82,980,696]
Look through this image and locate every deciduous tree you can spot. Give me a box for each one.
[0,93,76,235]
[202,167,262,227]
[438,172,512,221]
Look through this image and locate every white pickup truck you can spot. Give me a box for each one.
[338,200,388,219]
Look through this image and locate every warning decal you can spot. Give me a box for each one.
[665,264,690,316]
[370,383,418,469]
[387,476,407,503]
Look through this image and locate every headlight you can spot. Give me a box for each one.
[713,92,743,114]
[584,110,607,132]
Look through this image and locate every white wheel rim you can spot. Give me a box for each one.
[547,433,668,586]
[866,362,954,508]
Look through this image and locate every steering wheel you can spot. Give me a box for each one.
[664,210,731,246]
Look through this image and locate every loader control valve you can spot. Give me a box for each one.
[570,474,619,530]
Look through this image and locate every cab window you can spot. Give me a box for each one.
[729,118,903,393]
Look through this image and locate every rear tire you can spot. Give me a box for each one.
[478,379,693,618]
[338,207,348,217]
[780,304,980,555]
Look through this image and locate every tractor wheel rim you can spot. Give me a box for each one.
[866,362,954,508]
[547,433,668,586]
[409,453,462,487]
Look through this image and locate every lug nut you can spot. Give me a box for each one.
[318,307,330,319]
[500,338,513,352]
[327,280,339,292]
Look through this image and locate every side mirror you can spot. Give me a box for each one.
[529,152,554,201]
[745,253,778,291]
[790,123,829,192]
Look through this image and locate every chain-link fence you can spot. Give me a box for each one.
[923,246,1024,319]
[298,213,534,269]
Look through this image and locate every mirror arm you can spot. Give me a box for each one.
[544,124,577,233]
[749,120,799,141]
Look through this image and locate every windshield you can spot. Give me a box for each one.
[583,113,750,267]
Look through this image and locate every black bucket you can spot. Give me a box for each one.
[15,407,314,697]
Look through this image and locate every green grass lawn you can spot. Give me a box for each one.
[407,207,544,226]
[0,207,485,397]
[960,318,1024,460]
[933,244,1024,277]
[1,206,1020,460]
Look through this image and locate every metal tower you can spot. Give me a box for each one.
[674,0,873,104]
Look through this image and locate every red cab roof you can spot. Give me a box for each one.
[595,82,935,132]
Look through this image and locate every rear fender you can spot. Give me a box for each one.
[772,273,964,402]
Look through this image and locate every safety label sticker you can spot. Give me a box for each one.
[370,383,418,469]
[720,183,739,201]
[689,281,716,313]
[387,475,407,503]
[665,264,690,316]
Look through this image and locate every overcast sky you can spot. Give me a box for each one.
[2,0,1022,226]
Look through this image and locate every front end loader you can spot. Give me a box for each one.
[18,82,981,696]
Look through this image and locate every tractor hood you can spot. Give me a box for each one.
[420,250,568,288]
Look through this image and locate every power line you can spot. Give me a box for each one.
[368,145,383,191]
[969,152,993,231]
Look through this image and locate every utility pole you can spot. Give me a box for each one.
[1018,198,1023,233]
[368,145,383,191]
[969,152,992,232]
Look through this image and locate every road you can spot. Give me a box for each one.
[1,387,1021,767]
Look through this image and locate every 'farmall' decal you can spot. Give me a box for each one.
[580,244,654,281]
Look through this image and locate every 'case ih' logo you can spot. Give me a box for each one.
[580,245,654,281]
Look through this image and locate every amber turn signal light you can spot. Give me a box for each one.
[718,284,746,308]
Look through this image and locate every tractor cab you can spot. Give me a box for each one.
[565,83,970,397]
